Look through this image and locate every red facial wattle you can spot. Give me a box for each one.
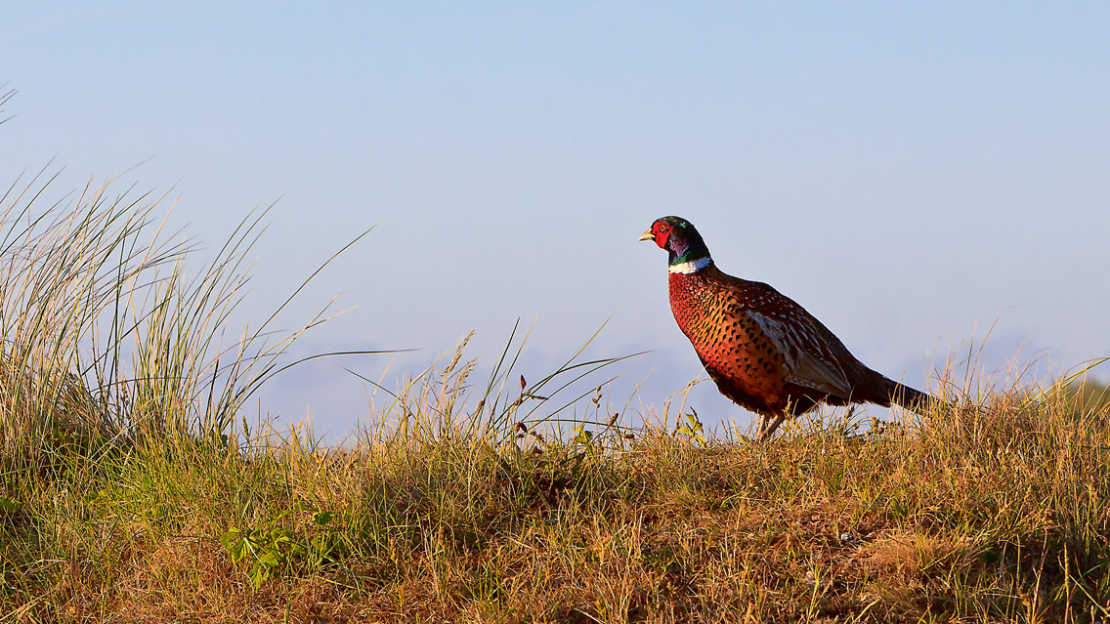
[653,222,672,250]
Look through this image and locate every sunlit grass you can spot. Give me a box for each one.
[2,170,1110,623]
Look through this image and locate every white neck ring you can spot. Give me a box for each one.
[668,257,712,274]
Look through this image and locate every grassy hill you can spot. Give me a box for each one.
[6,370,1110,623]
[3,172,1110,623]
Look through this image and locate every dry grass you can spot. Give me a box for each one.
[5,353,1110,623]
[2,162,1110,623]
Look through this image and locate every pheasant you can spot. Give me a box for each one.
[640,216,932,440]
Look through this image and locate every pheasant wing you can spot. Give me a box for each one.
[745,307,853,399]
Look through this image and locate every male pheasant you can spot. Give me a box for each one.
[640,216,931,440]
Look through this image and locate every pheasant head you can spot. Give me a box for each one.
[639,216,713,274]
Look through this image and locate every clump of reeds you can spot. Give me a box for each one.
[0,165,366,464]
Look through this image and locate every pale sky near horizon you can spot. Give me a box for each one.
[3,2,1109,438]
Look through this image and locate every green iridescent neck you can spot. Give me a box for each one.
[667,229,712,269]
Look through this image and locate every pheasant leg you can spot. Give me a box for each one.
[759,415,786,441]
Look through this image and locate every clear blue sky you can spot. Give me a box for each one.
[4,2,1109,437]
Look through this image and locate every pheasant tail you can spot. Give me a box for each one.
[884,378,933,414]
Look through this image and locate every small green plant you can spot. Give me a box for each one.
[220,505,343,589]
[220,524,297,589]
[675,407,706,445]
[571,424,594,447]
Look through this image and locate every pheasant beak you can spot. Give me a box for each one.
[638,230,655,242]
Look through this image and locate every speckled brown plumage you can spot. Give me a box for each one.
[641,216,931,439]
